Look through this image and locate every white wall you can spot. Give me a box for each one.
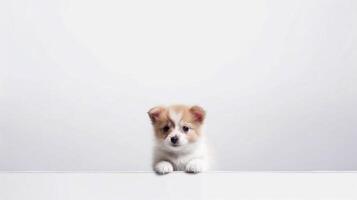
[1,0,356,171]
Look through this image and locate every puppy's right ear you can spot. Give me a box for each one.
[148,106,165,123]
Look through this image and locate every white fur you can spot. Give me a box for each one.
[185,159,205,173]
[153,109,208,174]
[168,109,182,126]
[153,140,208,173]
[154,161,174,174]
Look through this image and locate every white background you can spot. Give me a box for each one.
[1,0,356,171]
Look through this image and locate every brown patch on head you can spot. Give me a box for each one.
[148,106,171,140]
[179,105,206,142]
[148,105,206,143]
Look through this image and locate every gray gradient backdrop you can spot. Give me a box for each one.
[1,0,356,171]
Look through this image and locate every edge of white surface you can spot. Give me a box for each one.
[2,171,356,200]
[1,170,357,173]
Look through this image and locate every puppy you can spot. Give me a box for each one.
[148,105,208,174]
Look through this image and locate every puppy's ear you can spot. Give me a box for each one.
[190,105,206,123]
[148,106,165,123]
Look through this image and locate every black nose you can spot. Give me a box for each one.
[170,136,178,144]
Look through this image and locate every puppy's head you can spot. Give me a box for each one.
[148,105,206,151]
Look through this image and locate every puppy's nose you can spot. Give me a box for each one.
[170,136,179,144]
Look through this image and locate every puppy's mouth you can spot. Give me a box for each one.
[171,144,181,147]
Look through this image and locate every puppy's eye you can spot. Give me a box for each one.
[162,126,170,133]
[182,126,189,133]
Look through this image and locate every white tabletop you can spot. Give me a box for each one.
[1,172,356,200]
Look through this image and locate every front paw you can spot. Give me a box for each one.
[185,160,204,174]
[154,161,174,175]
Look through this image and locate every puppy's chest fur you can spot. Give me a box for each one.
[154,143,207,170]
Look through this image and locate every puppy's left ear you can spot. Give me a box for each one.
[190,105,206,123]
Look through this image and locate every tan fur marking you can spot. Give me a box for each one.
[148,105,205,143]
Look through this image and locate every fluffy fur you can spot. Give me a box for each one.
[148,105,208,174]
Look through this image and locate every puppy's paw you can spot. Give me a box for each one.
[185,159,205,174]
[154,161,174,175]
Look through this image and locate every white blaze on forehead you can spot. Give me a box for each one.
[168,109,182,127]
